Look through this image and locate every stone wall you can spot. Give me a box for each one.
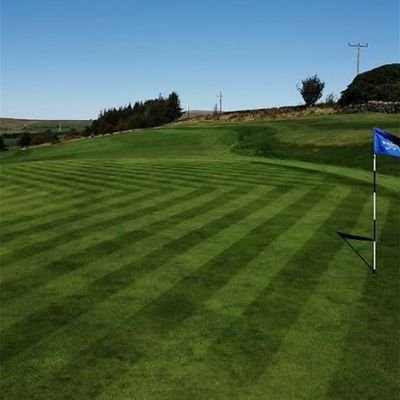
[188,101,400,122]
[341,101,400,113]
[197,104,336,122]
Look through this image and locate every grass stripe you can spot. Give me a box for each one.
[0,186,120,227]
[81,160,319,188]
[189,188,368,396]
[325,196,400,400]
[86,159,316,183]
[0,187,74,211]
[85,161,292,187]
[5,162,164,195]
[0,189,163,301]
[0,183,28,198]
[134,162,327,187]
[240,196,380,400]
[0,167,105,195]
[0,187,156,256]
[0,185,278,364]
[35,186,323,399]
[0,192,68,216]
[0,184,255,327]
[51,159,328,194]
[95,186,349,400]
[0,185,197,280]
[117,163,317,187]
[0,186,60,209]
[0,186,208,278]
[8,163,192,192]
[0,168,91,203]
[0,177,92,214]
[12,160,227,191]
[0,186,300,397]
[40,160,258,191]
[131,160,328,183]
[0,161,195,225]
[0,188,130,239]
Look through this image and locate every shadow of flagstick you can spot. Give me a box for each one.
[337,231,374,272]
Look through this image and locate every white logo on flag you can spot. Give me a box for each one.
[381,138,400,153]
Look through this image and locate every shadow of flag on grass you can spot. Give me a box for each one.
[337,128,399,275]
[337,231,374,272]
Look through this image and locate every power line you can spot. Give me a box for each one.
[217,91,223,113]
[348,42,368,75]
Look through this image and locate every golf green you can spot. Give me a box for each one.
[1,114,399,399]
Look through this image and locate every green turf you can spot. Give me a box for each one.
[231,113,400,175]
[0,113,399,399]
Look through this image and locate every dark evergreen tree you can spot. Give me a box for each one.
[91,92,183,134]
[167,92,183,120]
[0,135,8,151]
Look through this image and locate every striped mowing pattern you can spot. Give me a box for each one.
[0,159,398,400]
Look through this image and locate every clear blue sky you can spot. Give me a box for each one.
[1,0,399,119]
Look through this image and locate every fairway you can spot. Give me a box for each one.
[0,116,399,399]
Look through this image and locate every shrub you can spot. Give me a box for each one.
[324,93,337,106]
[0,135,8,151]
[298,75,325,106]
[17,131,32,148]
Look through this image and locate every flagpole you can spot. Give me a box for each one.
[372,153,377,273]
[371,127,400,274]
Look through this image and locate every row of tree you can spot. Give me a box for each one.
[0,92,183,150]
[0,128,92,150]
[91,92,182,135]
[0,130,60,150]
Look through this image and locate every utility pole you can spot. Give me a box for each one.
[217,91,223,113]
[348,42,368,75]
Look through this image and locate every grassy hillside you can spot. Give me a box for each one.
[0,124,237,163]
[0,112,399,399]
[1,113,399,175]
[232,113,400,175]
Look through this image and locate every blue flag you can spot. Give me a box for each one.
[373,127,400,158]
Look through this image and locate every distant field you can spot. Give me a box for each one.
[181,110,213,119]
[0,117,91,134]
[0,113,399,399]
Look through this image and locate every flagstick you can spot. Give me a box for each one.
[372,153,377,273]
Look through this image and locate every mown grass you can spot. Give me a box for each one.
[231,113,400,175]
[0,112,399,399]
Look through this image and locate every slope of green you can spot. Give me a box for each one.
[232,113,400,175]
[0,124,237,163]
[0,113,399,400]
[1,113,399,175]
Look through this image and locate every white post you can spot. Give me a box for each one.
[373,153,377,273]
